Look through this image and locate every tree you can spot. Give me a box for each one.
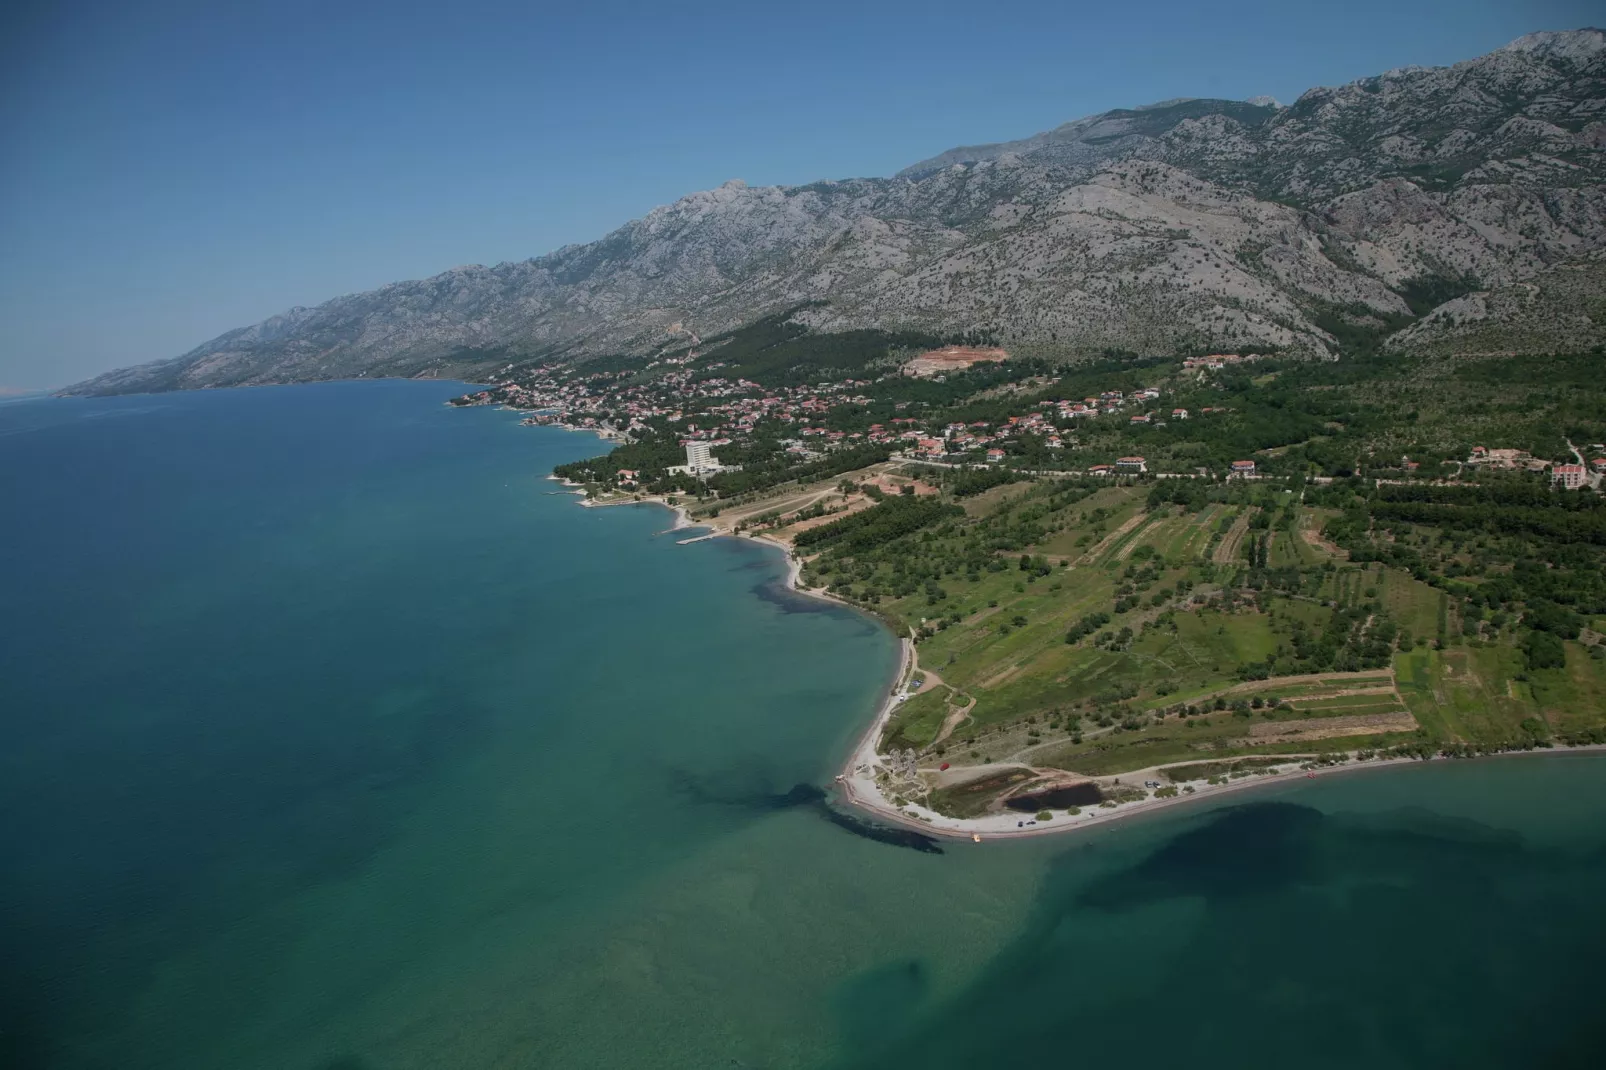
[1524,630,1567,671]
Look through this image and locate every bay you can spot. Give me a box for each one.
[3,382,1604,1069]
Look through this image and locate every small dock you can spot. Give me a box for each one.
[676,533,717,545]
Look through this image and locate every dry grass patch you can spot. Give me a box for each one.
[1244,710,1418,742]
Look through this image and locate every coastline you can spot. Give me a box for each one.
[840,737,1606,844]
[565,482,857,612]
[551,475,1606,846]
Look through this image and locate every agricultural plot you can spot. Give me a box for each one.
[910,574,1116,695]
[1037,488,1143,556]
[1395,645,1527,742]
[880,686,952,752]
[1168,610,1279,675]
[1286,691,1406,712]
[1117,512,1176,560]
[1079,513,1148,565]
[1162,505,1221,562]
[1212,509,1255,564]
[1397,641,1606,744]
[1244,710,1418,743]
[1116,506,1222,566]
[1267,522,1321,569]
[1378,567,1445,641]
[1296,508,1342,561]
[958,481,1032,517]
[1533,643,1606,736]
[786,455,1606,781]
[1236,676,1396,701]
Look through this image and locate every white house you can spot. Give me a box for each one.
[1552,463,1586,490]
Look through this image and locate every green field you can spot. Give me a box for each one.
[880,685,951,752]
[766,445,1606,791]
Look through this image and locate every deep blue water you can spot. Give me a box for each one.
[3,382,1605,1069]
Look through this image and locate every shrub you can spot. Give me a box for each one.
[1036,810,1053,822]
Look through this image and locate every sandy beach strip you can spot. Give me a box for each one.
[839,730,1606,844]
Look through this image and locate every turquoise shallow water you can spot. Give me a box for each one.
[3,382,1605,1069]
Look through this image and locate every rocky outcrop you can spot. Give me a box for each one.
[1384,252,1606,355]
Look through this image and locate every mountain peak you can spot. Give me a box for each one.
[60,30,1606,396]
[1497,28,1605,62]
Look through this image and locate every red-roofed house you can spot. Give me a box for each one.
[1552,463,1586,490]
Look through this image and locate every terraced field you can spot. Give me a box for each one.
[771,467,1606,784]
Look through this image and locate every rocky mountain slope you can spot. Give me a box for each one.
[65,29,1606,395]
[1384,251,1606,356]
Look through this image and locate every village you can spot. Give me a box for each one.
[463,329,1606,854]
[451,343,1606,496]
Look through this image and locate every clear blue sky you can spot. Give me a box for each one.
[0,0,1596,389]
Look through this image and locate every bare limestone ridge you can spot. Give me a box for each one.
[1384,251,1606,356]
[63,29,1606,396]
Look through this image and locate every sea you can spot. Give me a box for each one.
[2,380,1604,1069]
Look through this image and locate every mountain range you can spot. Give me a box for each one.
[64,29,1606,395]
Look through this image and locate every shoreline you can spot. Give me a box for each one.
[839,737,1606,843]
[564,482,860,614]
[548,474,1606,845]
